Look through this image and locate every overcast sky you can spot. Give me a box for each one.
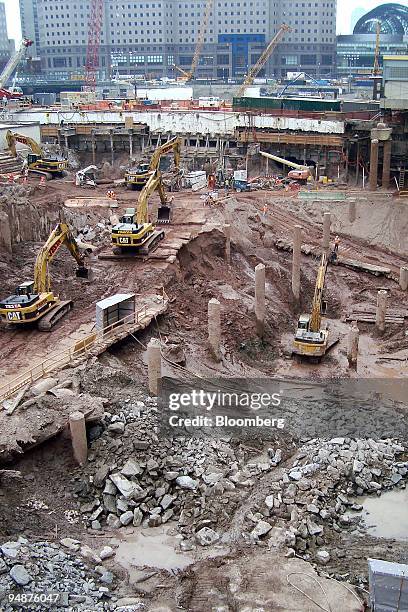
[3,0,408,43]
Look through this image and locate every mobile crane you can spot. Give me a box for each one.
[6,131,68,179]
[236,24,292,97]
[125,136,181,190]
[111,169,170,255]
[0,38,33,99]
[293,253,330,359]
[260,151,313,183]
[0,223,89,331]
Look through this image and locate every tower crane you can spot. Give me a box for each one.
[173,0,214,82]
[85,0,104,90]
[0,38,33,99]
[236,23,292,97]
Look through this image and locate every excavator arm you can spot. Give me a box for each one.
[149,137,181,172]
[6,130,43,157]
[34,223,88,293]
[309,253,328,333]
[136,171,168,226]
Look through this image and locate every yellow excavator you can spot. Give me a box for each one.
[125,137,181,190]
[0,223,88,331]
[6,130,68,179]
[111,169,170,255]
[293,253,330,359]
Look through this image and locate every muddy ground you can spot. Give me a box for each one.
[0,175,407,610]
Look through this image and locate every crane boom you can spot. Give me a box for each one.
[173,0,214,82]
[236,24,291,97]
[0,38,33,92]
[85,0,103,90]
[260,151,309,171]
[34,223,87,293]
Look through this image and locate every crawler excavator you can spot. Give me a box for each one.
[0,223,88,331]
[292,253,334,360]
[111,169,170,256]
[125,137,181,190]
[6,131,68,179]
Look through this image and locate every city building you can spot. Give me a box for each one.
[0,2,13,71]
[18,0,337,82]
[337,3,408,78]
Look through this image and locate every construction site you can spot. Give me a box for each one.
[0,4,407,612]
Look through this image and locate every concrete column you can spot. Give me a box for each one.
[348,199,356,224]
[369,139,379,192]
[347,322,359,368]
[69,411,87,466]
[64,134,68,150]
[224,224,231,263]
[208,298,221,360]
[399,266,408,291]
[255,263,266,338]
[129,133,133,159]
[147,338,162,395]
[110,132,114,165]
[292,225,302,302]
[322,212,331,252]
[376,290,388,333]
[382,140,392,190]
[91,133,96,165]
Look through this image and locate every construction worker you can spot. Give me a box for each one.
[262,203,267,217]
[334,235,340,254]
[106,189,116,200]
[208,173,216,190]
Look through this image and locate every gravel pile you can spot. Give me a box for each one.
[244,438,406,565]
[0,537,116,611]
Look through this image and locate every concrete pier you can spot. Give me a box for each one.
[382,140,392,190]
[292,225,302,302]
[376,290,388,333]
[224,224,231,263]
[322,212,331,252]
[347,322,359,368]
[399,266,408,291]
[255,263,266,338]
[369,139,379,192]
[208,298,221,360]
[348,199,356,224]
[147,338,162,395]
[69,411,88,466]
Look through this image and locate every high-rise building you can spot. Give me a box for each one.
[0,1,13,69]
[18,0,338,81]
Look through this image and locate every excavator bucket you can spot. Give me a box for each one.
[157,205,172,224]
[76,266,89,279]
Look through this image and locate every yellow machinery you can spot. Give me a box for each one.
[260,151,313,183]
[6,130,68,179]
[0,223,88,331]
[236,24,292,97]
[293,253,329,359]
[173,0,214,81]
[125,137,181,191]
[112,169,170,255]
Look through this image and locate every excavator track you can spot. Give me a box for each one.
[38,300,73,331]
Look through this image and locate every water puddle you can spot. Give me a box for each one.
[111,525,194,572]
[357,488,408,540]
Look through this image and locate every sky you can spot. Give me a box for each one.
[3,0,408,43]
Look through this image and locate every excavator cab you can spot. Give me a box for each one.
[15,281,35,298]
